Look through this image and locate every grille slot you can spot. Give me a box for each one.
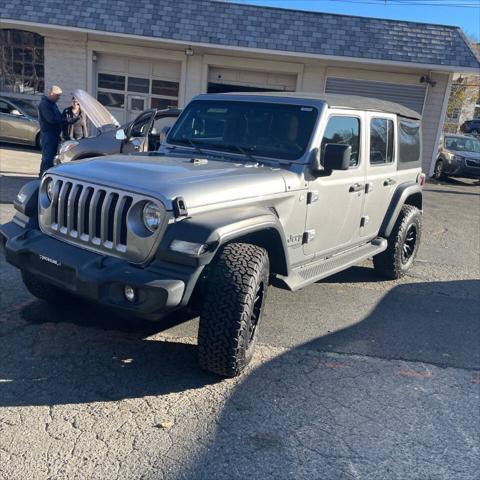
[47,178,133,252]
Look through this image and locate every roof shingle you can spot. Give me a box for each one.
[1,0,479,69]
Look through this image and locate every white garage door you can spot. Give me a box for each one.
[96,53,181,123]
[325,77,426,114]
[207,67,297,93]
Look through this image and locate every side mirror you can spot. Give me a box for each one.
[310,144,352,177]
[115,128,127,141]
[10,109,23,117]
[323,144,352,172]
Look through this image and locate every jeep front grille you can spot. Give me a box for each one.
[39,175,166,263]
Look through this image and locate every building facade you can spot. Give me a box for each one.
[1,0,479,175]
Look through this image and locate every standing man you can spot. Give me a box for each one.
[38,85,63,176]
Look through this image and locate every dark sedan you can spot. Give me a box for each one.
[435,134,480,180]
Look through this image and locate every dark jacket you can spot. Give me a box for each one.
[38,96,63,139]
[62,106,88,140]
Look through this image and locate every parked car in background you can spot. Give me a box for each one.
[460,119,480,135]
[55,89,180,164]
[0,96,41,148]
[435,134,480,180]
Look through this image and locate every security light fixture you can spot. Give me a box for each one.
[420,75,437,87]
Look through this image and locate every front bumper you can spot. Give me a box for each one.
[0,221,198,320]
[451,162,480,179]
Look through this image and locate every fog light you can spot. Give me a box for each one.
[124,285,136,303]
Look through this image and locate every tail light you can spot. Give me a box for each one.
[417,173,426,186]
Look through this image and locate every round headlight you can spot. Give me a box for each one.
[45,178,54,201]
[142,202,162,232]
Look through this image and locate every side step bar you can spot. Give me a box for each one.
[280,238,388,291]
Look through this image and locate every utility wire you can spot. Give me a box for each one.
[244,0,480,7]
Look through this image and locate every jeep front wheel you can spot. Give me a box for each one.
[373,205,422,280]
[198,242,269,377]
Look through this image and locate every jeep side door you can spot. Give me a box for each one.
[303,110,367,257]
[360,113,398,239]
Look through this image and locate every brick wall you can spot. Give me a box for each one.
[44,36,88,111]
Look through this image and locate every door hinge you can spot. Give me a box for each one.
[302,229,316,244]
[173,196,188,218]
[307,191,319,204]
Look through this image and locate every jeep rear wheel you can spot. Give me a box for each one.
[22,271,72,304]
[198,242,269,377]
[373,205,422,280]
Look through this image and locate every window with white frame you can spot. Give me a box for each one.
[96,71,179,114]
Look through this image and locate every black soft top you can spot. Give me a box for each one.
[206,91,422,121]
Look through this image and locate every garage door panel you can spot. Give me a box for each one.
[97,54,127,73]
[96,53,180,124]
[208,67,296,92]
[128,59,151,75]
[325,77,426,114]
[153,61,181,80]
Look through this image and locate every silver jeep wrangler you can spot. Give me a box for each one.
[1,93,425,377]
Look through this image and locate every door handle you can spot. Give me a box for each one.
[383,178,396,186]
[349,183,364,193]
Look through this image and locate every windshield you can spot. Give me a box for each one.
[445,136,480,153]
[168,100,318,161]
[12,98,39,118]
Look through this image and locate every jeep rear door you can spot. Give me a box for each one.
[303,110,367,257]
[360,113,398,239]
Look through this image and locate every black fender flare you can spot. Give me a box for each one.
[156,205,290,276]
[380,182,422,238]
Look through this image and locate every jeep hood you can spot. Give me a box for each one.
[73,89,120,129]
[51,154,297,209]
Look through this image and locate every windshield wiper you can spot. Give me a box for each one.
[222,143,258,163]
[185,138,207,156]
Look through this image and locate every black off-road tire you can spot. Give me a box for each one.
[433,159,444,180]
[198,243,269,377]
[22,270,72,304]
[373,205,422,280]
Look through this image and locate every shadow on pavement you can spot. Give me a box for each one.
[0,299,215,407]
[0,280,478,408]
[427,177,480,187]
[178,279,480,479]
[0,142,40,153]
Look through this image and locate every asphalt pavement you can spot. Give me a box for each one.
[0,144,479,480]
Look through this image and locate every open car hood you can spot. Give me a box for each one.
[73,89,120,129]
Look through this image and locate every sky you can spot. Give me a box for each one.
[232,0,480,41]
